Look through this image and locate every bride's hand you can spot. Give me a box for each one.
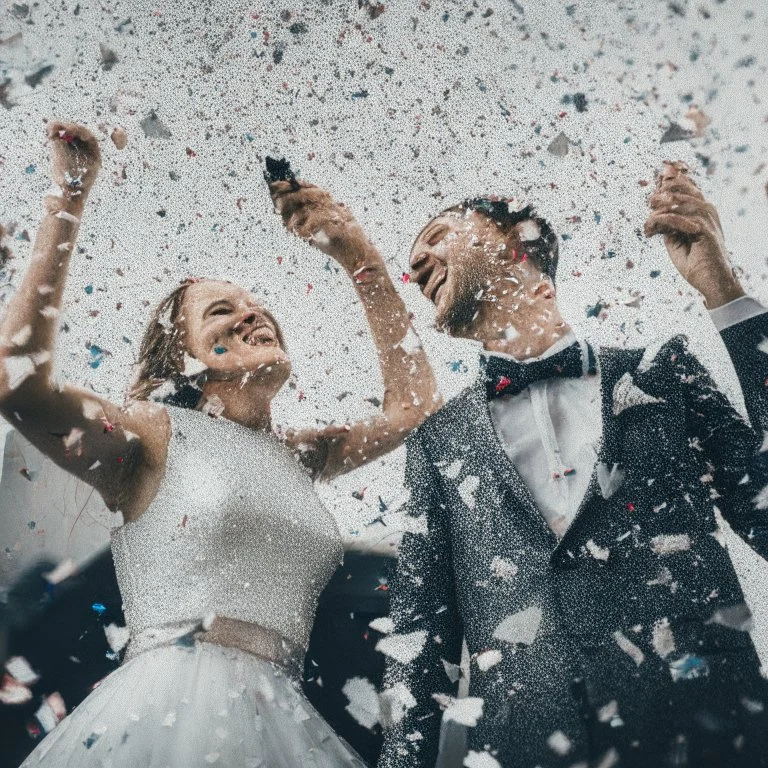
[268,180,369,273]
[47,121,102,204]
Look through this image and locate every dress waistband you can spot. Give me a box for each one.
[125,617,305,677]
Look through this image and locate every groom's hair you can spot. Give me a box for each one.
[441,197,559,284]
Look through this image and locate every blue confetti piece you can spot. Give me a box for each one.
[25,164,36,174]
[83,733,101,749]
[214,346,227,355]
[245,132,254,142]
[84,285,93,295]
[88,345,105,369]
[669,654,709,682]
[449,360,467,373]
[91,602,106,615]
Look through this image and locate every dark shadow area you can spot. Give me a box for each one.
[0,550,390,768]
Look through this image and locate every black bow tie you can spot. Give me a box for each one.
[482,341,596,399]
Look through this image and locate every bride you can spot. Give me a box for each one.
[0,122,439,767]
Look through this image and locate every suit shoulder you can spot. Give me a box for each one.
[408,385,477,445]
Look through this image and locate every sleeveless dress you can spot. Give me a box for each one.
[21,406,365,768]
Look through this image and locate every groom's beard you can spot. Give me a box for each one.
[434,260,494,336]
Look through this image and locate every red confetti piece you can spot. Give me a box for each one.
[375,584,389,591]
[277,256,283,265]
[181,514,188,528]
[306,283,313,294]
[564,468,576,476]
[495,376,511,393]
[627,502,636,512]
[298,390,305,401]
[116,457,124,464]
[401,272,410,283]
[185,147,197,158]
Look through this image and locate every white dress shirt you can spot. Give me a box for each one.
[487,296,767,537]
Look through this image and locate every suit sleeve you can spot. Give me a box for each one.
[719,310,768,434]
[672,336,768,559]
[378,430,464,768]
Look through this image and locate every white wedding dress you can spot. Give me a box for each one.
[21,405,366,768]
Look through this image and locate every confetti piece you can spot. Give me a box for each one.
[476,649,502,671]
[458,475,480,509]
[0,674,32,705]
[104,623,130,653]
[4,355,34,389]
[6,656,39,685]
[493,606,542,646]
[35,692,66,733]
[342,677,380,729]
[490,556,518,582]
[379,682,417,727]
[612,630,644,666]
[650,534,691,555]
[375,630,428,664]
[669,654,709,682]
[586,539,610,561]
[464,751,502,768]
[439,696,485,727]
[369,616,394,634]
[43,558,77,584]
[706,603,754,632]
[91,602,106,616]
[547,730,572,756]
[651,618,676,659]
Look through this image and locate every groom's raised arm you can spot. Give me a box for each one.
[644,161,767,432]
[378,430,463,768]
[713,302,768,433]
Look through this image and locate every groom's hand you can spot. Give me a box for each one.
[268,180,369,273]
[644,161,745,309]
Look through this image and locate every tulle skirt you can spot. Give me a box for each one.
[21,640,366,768]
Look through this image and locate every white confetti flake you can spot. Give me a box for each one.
[39,305,59,319]
[441,459,464,480]
[597,700,619,723]
[375,630,428,664]
[596,462,625,500]
[707,603,754,632]
[162,711,176,727]
[613,630,645,666]
[458,475,480,509]
[10,325,31,346]
[490,556,518,581]
[342,677,380,729]
[182,353,206,377]
[442,658,461,683]
[586,539,610,561]
[43,558,77,584]
[5,656,39,685]
[757,338,768,355]
[379,682,417,727]
[0,677,32,705]
[476,649,502,671]
[441,696,485,727]
[398,326,423,354]
[753,485,768,511]
[493,606,542,646]
[760,432,768,453]
[204,753,220,764]
[651,618,676,659]
[104,623,130,653]
[547,730,572,756]
[369,616,394,634]
[464,750,502,768]
[4,355,35,389]
[650,534,691,555]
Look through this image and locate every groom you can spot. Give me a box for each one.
[377,162,768,768]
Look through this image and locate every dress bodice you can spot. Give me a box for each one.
[111,406,343,652]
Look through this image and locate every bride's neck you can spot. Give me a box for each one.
[197,379,273,431]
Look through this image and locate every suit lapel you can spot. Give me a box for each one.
[551,345,645,559]
[465,377,559,547]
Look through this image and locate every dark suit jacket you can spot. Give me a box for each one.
[379,317,768,768]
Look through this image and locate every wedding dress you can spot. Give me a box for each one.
[21,405,365,767]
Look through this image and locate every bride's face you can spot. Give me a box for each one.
[179,280,290,385]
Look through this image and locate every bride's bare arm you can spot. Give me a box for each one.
[269,180,442,480]
[0,122,162,513]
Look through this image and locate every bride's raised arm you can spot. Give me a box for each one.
[0,122,162,516]
[268,178,442,480]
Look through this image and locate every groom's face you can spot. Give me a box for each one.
[409,210,508,334]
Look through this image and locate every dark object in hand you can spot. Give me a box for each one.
[264,156,299,190]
